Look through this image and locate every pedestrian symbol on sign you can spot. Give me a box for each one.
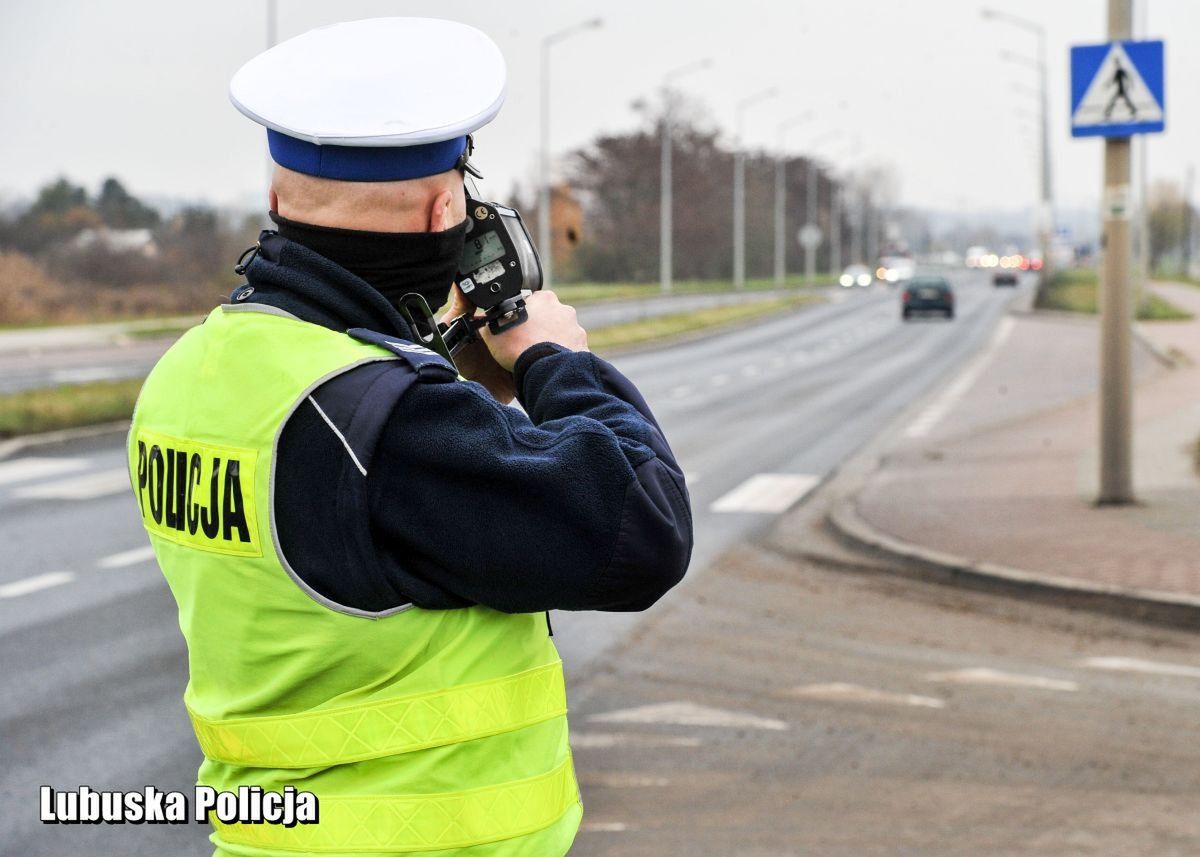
[1070,40,1164,138]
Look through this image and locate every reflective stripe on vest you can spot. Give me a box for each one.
[212,756,578,853]
[189,662,566,768]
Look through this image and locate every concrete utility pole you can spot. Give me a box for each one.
[660,59,712,295]
[539,18,603,290]
[1099,0,1135,505]
[803,130,841,282]
[732,88,778,290]
[774,113,814,287]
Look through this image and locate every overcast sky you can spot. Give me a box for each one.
[1,0,1195,219]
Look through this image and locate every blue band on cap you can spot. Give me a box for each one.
[267,130,467,181]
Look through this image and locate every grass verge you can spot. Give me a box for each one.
[556,275,829,305]
[1036,269,1193,321]
[0,294,821,439]
[589,294,820,352]
[0,378,142,439]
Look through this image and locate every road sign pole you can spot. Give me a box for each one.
[1098,0,1135,505]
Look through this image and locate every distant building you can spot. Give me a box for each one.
[70,227,159,258]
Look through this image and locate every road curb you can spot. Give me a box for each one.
[826,462,1200,631]
[0,421,130,461]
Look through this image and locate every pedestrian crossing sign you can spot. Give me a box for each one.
[1070,40,1164,138]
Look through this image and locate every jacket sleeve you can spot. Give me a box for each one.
[367,345,693,613]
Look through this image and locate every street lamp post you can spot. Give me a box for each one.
[803,129,841,282]
[774,113,814,287]
[732,87,778,290]
[985,9,1054,281]
[539,18,603,290]
[660,59,712,295]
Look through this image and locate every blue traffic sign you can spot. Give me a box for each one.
[1070,40,1164,138]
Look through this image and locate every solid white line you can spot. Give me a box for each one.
[0,571,75,599]
[925,667,1078,692]
[1081,656,1200,679]
[15,468,130,500]
[98,545,157,570]
[905,315,1015,438]
[710,473,820,514]
[787,682,946,709]
[308,396,367,476]
[0,456,88,486]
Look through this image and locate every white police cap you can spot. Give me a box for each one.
[230,18,505,181]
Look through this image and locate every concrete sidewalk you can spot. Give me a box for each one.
[841,281,1200,616]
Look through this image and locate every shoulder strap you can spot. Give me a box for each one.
[346,327,458,381]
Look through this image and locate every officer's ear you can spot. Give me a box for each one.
[427,188,456,233]
[269,187,279,213]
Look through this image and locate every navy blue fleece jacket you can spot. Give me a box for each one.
[243,233,692,614]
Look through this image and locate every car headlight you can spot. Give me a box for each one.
[839,275,853,286]
[857,275,871,286]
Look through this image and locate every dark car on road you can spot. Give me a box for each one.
[902,276,954,320]
[993,271,1019,287]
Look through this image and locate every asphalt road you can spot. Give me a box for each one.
[0,289,814,394]
[2,271,1038,855]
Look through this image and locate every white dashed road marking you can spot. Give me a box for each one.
[581,822,629,833]
[584,773,670,788]
[925,667,1079,692]
[711,473,819,514]
[1081,656,1200,679]
[0,571,76,599]
[98,545,156,569]
[0,456,88,485]
[588,701,788,731]
[786,682,946,709]
[15,468,129,500]
[570,732,702,749]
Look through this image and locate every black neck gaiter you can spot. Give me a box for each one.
[269,211,467,312]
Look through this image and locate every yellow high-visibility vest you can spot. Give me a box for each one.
[129,304,580,856]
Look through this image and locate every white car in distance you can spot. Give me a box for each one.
[839,264,873,287]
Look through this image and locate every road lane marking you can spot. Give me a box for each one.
[669,385,693,398]
[588,701,788,731]
[710,473,819,514]
[1081,656,1200,679]
[905,315,1015,438]
[786,682,945,709]
[0,456,88,485]
[0,571,75,599]
[15,467,129,500]
[50,367,122,384]
[741,364,761,377]
[925,667,1078,692]
[581,822,629,833]
[711,373,730,386]
[98,545,156,569]
[582,773,670,788]
[570,732,702,749]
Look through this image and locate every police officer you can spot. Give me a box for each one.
[128,17,691,857]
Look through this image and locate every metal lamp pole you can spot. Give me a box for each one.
[732,87,778,290]
[986,9,1054,280]
[539,17,603,290]
[660,58,713,294]
[774,113,815,287]
[803,129,842,282]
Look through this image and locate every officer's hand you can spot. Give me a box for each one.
[482,291,589,372]
[440,285,517,404]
